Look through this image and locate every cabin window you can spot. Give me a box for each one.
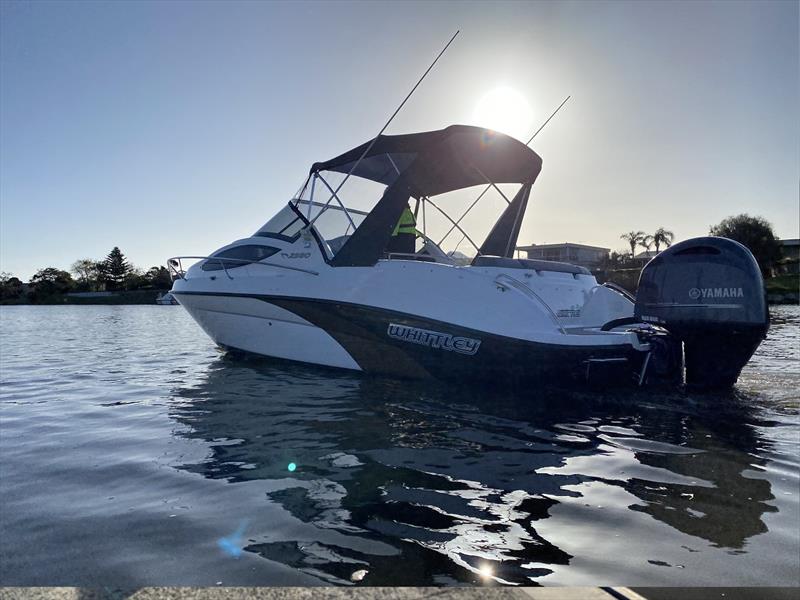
[202,245,280,271]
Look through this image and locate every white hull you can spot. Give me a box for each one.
[171,230,650,384]
[178,293,360,370]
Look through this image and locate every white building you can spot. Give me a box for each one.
[516,243,610,270]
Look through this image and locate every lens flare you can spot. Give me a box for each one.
[287,462,297,472]
[217,520,248,558]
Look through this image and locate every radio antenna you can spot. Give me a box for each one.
[526,95,570,145]
[438,94,571,247]
[310,30,460,225]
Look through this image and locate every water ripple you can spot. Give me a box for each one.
[1,304,798,586]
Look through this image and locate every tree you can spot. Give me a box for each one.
[122,266,145,290]
[602,251,625,270]
[102,247,131,291]
[651,227,675,253]
[709,214,781,276]
[71,259,103,291]
[143,266,172,290]
[620,231,646,257]
[95,260,109,290]
[0,272,24,302]
[29,267,74,301]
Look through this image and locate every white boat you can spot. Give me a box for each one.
[155,292,178,305]
[169,125,768,389]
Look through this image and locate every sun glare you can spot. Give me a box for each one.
[478,563,495,579]
[472,87,533,139]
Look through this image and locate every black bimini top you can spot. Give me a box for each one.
[311,125,542,198]
[312,125,543,267]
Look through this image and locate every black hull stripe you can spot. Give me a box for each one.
[174,290,642,383]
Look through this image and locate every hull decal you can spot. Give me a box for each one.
[387,323,481,355]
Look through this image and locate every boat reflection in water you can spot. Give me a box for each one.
[167,356,787,586]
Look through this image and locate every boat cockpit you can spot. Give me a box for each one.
[261,125,547,271]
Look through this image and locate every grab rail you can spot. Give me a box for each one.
[494,274,567,335]
[167,256,319,281]
[602,282,636,302]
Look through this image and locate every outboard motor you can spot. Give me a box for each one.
[634,237,769,390]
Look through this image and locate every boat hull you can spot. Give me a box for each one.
[175,292,361,371]
[174,291,646,386]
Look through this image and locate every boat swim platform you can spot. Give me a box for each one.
[1,587,797,600]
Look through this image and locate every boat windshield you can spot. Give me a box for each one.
[286,169,456,262]
[253,204,307,242]
[288,170,521,263]
[252,179,379,257]
[292,170,382,249]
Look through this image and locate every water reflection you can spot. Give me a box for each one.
[627,415,776,549]
[166,349,790,586]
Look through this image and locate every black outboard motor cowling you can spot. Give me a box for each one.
[634,236,769,390]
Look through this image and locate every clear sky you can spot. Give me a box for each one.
[1,0,798,279]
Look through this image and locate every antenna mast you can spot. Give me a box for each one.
[310,30,460,225]
[438,95,571,247]
[526,95,570,145]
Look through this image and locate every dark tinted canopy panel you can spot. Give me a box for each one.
[316,153,417,187]
[311,125,542,198]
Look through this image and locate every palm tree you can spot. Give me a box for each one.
[641,235,654,253]
[651,227,675,253]
[620,231,646,257]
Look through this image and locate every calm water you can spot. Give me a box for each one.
[1,305,798,587]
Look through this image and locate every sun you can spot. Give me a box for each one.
[472,87,533,139]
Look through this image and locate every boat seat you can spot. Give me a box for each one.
[471,255,590,275]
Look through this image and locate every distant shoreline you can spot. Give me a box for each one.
[1,279,797,306]
[0,290,170,306]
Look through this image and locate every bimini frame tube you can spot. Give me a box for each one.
[438,96,570,248]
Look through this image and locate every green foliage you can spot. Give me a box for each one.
[620,228,676,258]
[71,250,167,292]
[0,272,24,302]
[70,258,104,292]
[3,249,173,303]
[620,231,646,256]
[111,265,172,291]
[143,266,172,290]
[101,247,132,291]
[709,214,781,276]
[29,267,74,302]
[651,227,675,252]
[124,267,146,291]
